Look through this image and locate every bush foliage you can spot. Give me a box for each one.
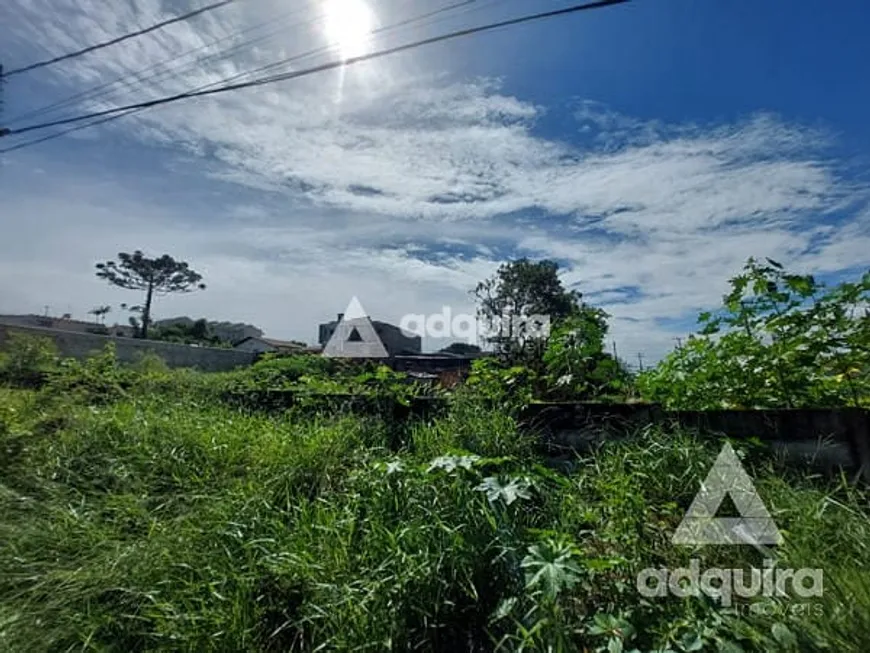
[639,259,870,409]
[0,337,869,651]
[2,258,870,650]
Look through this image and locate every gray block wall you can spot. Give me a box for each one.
[0,324,256,372]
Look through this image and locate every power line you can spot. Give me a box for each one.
[4,3,316,125]
[1,0,237,78]
[196,0,482,96]
[0,0,486,153]
[0,0,630,144]
[0,109,146,155]
[8,0,485,121]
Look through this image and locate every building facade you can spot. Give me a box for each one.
[318,313,421,357]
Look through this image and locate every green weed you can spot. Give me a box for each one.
[1,357,869,651]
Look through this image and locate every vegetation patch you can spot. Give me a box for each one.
[1,257,869,651]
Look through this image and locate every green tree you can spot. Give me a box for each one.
[472,259,615,398]
[0,333,58,387]
[151,318,229,348]
[639,258,870,409]
[473,259,582,362]
[542,310,629,400]
[88,305,111,324]
[95,251,206,339]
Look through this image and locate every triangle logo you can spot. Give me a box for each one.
[343,296,368,321]
[322,297,389,359]
[672,443,782,546]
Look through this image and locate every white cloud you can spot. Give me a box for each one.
[1,0,869,363]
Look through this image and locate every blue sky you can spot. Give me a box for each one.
[1,0,869,361]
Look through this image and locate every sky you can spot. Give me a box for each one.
[1,0,869,363]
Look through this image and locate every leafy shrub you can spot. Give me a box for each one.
[45,343,127,404]
[0,333,58,387]
[542,314,632,401]
[225,356,433,417]
[131,351,170,374]
[639,258,870,409]
[227,353,338,392]
[464,357,537,411]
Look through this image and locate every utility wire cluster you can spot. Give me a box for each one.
[0,0,630,153]
[1,0,238,78]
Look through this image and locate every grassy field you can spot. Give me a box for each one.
[1,349,870,651]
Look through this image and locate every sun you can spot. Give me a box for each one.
[324,0,375,60]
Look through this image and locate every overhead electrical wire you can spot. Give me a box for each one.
[8,0,474,122]
[0,0,485,154]
[182,0,482,95]
[5,3,318,125]
[0,0,486,154]
[0,0,630,152]
[0,111,144,155]
[11,0,490,127]
[0,0,238,78]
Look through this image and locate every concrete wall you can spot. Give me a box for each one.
[0,324,256,372]
[519,403,870,482]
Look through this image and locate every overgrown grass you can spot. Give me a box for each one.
[1,348,869,651]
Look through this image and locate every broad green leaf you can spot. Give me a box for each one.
[474,476,532,505]
[679,632,704,652]
[490,597,518,622]
[521,539,583,598]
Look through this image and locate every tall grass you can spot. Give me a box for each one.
[1,358,869,651]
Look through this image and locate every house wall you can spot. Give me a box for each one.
[318,321,338,347]
[0,324,256,372]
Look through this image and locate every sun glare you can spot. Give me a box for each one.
[324,0,375,60]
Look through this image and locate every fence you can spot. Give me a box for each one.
[0,324,256,372]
